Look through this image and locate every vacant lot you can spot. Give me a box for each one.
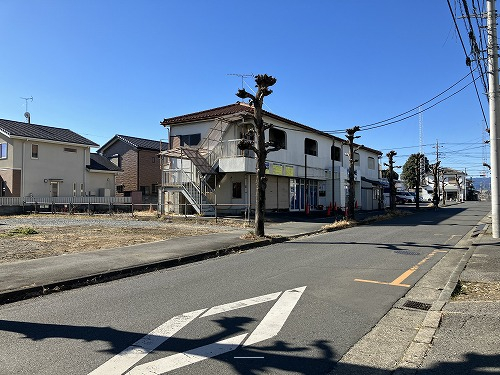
[0,214,246,263]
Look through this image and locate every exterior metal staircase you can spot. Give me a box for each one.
[163,118,235,216]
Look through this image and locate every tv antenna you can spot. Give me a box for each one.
[20,96,33,123]
[227,73,254,89]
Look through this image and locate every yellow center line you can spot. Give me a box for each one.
[355,249,448,288]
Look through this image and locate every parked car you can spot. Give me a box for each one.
[396,191,415,204]
[409,192,425,202]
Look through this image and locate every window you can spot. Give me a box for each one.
[304,138,317,156]
[354,152,360,166]
[140,186,151,196]
[179,133,201,146]
[64,148,77,153]
[232,182,242,199]
[368,157,375,170]
[0,143,7,159]
[331,146,341,161]
[31,144,39,159]
[269,128,286,150]
[116,185,124,194]
[152,184,158,194]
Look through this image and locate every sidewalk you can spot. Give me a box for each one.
[414,214,500,374]
[332,212,500,375]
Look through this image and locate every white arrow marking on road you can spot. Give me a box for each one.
[126,334,248,375]
[88,309,206,375]
[200,291,281,318]
[88,286,306,375]
[243,286,306,347]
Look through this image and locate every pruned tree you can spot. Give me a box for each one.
[430,162,441,208]
[345,126,361,220]
[381,168,399,181]
[439,169,447,206]
[455,173,463,202]
[384,150,399,210]
[236,74,278,237]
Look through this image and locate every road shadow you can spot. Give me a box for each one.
[0,316,337,374]
[288,239,460,254]
[1,317,498,374]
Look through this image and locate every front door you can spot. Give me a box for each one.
[50,182,59,197]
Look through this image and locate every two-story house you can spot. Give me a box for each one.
[158,102,382,216]
[0,118,118,198]
[425,167,467,202]
[97,135,163,203]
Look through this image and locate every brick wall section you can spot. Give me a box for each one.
[116,149,138,193]
[138,150,162,193]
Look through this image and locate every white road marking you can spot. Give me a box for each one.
[234,356,265,359]
[243,286,307,347]
[126,334,248,375]
[200,291,281,317]
[89,286,307,374]
[88,309,206,375]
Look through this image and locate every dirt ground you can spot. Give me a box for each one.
[1,213,498,301]
[0,214,248,263]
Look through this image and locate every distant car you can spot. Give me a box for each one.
[396,191,415,204]
[409,192,425,202]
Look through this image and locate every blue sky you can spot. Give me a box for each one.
[0,0,491,179]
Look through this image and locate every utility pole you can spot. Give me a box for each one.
[487,0,500,238]
[346,126,360,220]
[431,161,441,208]
[415,153,423,209]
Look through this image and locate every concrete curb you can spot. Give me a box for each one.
[0,227,328,306]
[392,218,489,374]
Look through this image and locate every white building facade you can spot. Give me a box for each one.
[159,103,382,216]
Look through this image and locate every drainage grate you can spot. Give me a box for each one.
[394,250,420,256]
[403,300,432,311]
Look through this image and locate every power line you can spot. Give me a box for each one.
[324,70,480,134]
[447,0,489,126]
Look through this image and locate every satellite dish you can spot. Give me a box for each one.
[24,112,30,123]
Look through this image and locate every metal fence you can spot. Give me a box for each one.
[0,196,132,206]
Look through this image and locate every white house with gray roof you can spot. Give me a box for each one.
[0,118,120,199]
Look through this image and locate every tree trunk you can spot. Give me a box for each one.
[254,106,267,237]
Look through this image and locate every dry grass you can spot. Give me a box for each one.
[452,281,500,301]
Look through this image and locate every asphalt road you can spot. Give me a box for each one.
[0,201,490,375]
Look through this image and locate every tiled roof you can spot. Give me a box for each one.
[97,134,164,153]
[115,135,162,151]
[0,118,98,147]
[161,102,382,156]
[87,153,122,172]
[160,103,254,126]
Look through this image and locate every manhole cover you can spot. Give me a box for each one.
[403,300,432,311]
[394,250,420,256]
